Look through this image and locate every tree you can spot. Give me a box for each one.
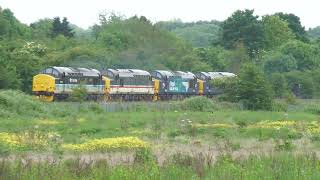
[61,17,74,38]
[222,9,263,58]
[0,13,9,37]
[237,64,273,110]
[308,26,320,40]
[51,17,61,38]
[268,73,288,98]
[30,18,53,39]
[280,40,319,71]
[0,66,13,89]
[285,71,314,98]
[263,52,297,73]
[194,47,227,71]
[51,17,74,38]
[0,8,30,39]
[275,12,308,42]
[262,15,294,49]
[228,42,250,73]
[157,20,222,47]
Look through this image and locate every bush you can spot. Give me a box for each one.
[211,77,239,102]
[238,64,273,110]
[179,96,216,112]
[69,83,88,102]
[0,90,47,118]
[268,73,289,98]
[134,148,156,164]
[275,139,294,151]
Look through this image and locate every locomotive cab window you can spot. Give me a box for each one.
[45,68,53,74]
[52,69,59,77]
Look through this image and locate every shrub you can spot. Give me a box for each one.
[69,83,88,102]
[275,139,294,151]
[238,64,273,110]
[134,148,156,164]
[0,90,47,118]
[179,96,216,112]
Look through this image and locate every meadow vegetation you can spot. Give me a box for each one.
[1,90,320,179]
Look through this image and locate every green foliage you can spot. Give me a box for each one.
[69,83,88,102]
[262,15,294,49]
[0,65,20,89]
[268,73,289,98]
[275,12,308,42]
[0,6,320,102]
[211,77,239,102]
[0,8,31,39]
[271,101,288,112]
[179,96,216,112]
[222,9,263,57]
[308,26,320,39]
[237,64,273,110]
[285,71,315,98]
[194,47,228,71]
[0,90,48,118]
[134,148,156,164]
[263,52,297,73]
[280,40,319,71]
[51,17,74,38]
[156,20,222,47]
[275,139,295,151]
[30,18,53,39]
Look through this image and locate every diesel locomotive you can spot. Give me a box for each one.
[32,66,236,101]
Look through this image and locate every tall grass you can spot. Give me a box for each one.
[0,152,319,179]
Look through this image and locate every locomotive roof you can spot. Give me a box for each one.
[107,69,151,77]
[199,72,236,80]
[51,66,101,77]
[174,71,196,79]
[153,70,174,77]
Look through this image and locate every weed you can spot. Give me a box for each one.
[134,148,156,164]
[275,139,295,151]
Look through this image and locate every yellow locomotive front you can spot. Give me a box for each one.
[32,74,56,101]
[32,67,106,101]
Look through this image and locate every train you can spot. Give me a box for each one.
[32,66,236,102]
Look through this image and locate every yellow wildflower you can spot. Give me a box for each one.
[62,136,149,152]
[193,123,235,128]
[37,119,61,125]
[248,120,296,129]
[0,132,21,149]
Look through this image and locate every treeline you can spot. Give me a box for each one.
[0,7,320,101]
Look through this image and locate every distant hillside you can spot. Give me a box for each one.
[308,26,320,39]
[155,20,222,47]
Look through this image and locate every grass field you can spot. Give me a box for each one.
[1,90,320,179]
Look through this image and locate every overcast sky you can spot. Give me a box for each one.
[0,0,319,29]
